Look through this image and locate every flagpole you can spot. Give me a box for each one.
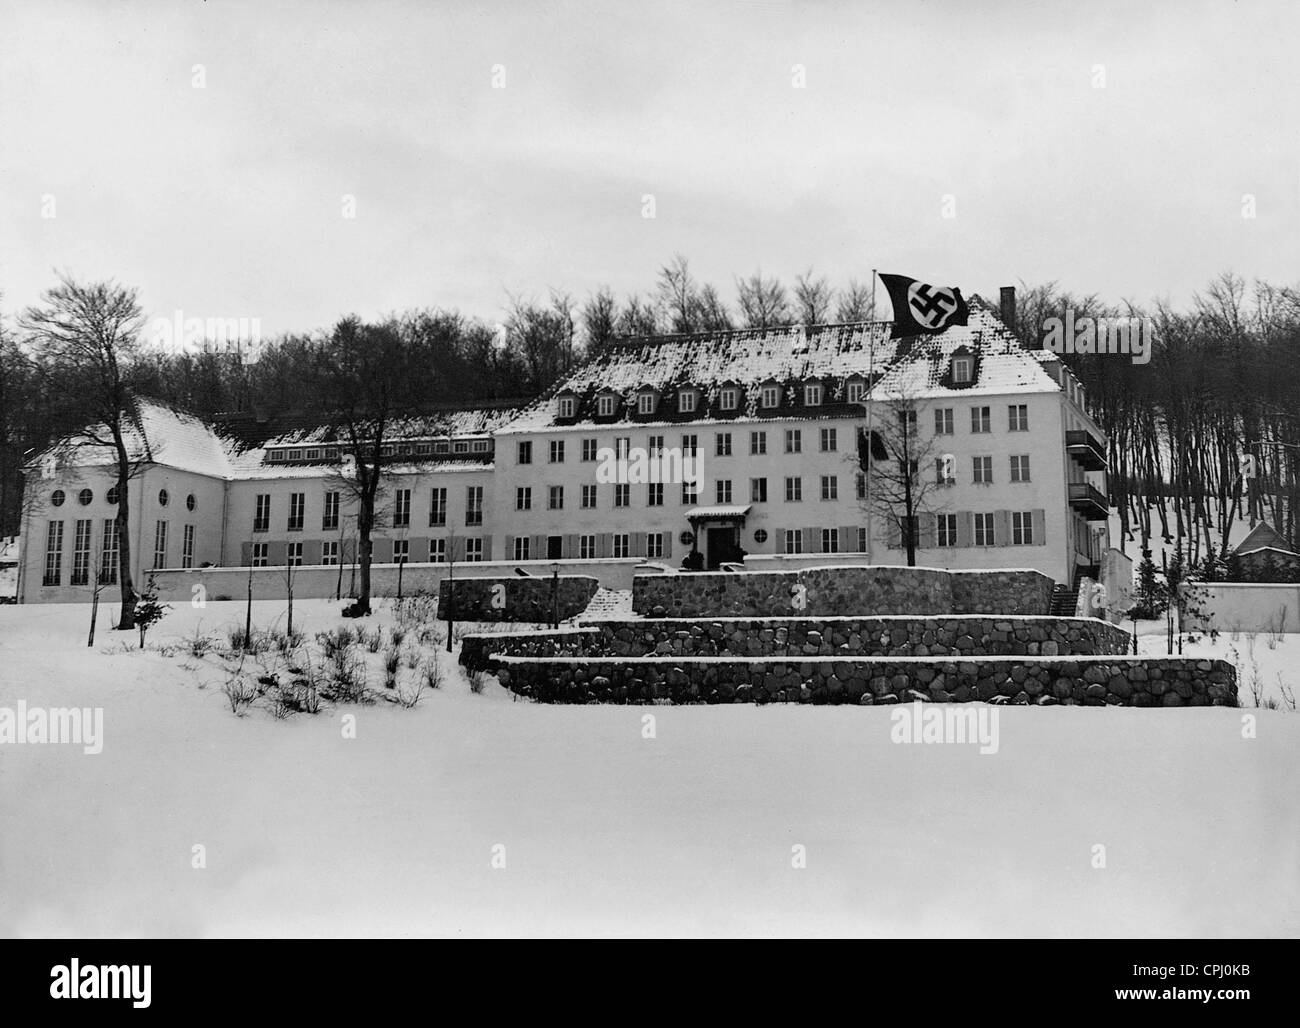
[865,269,877,565]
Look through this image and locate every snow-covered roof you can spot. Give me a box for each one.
[1233,522,1296,556]
[500,300,1060,432]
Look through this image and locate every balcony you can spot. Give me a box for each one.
[1065,429,1107,471]
[1068,481,1110,521]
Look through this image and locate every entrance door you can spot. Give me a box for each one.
[547,536,563,560]
[706,526,741,569]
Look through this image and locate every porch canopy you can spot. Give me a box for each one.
[684,504,751,527]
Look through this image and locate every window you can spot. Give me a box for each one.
[43,520,64,586]
[1010,454,1031,482]
[77,488,92,506]
[325,447,339,459]
[99,520,120,584]
[971,406,991,433]
[582,484,598,509]
[682,481,698,504]
[392,539,408,565]
[516,487,532,511]
[784,529,803,554]
[153,520,168,568]
[820,475,838,500]
[681,434,698,457]
[847,380,865,403]
[715,432,732,457]
[719,387,738,410]
[856,527,869,552]
[513,536,531,561]
[785,477,802,502]
[750,478,767,502]
[322,541,340,565]
[252,542,269,567]
[549,439,565,463]
[558,396,575,418]
[290,448,304,460]
[581,438,599,461]
[306,447,322,460]
[579,535,597,560]
[434,441,449,454]
[288,492,306,531]
[750,431,767,455]
[898,410,917,434]
[973,456,993,484]
[638,392,655,415]
[716,480,733,504]
[598,394,617,417]
[253,494,270,533]
[466,486,484,525]
[614,483,630,508]
[935,457,955,485]
[186,493,196,511]
[953,357,972,384]
[429,488,447,527]
[937,514,958,548]
[465,538,484,562]
[647,483,663,507]
[51,489,65,507]
[106,485,119,505]
[761,385,780,408]
[323,490,340,530]
[856,473,866,499]
[804,383,822,406]
[288,541,305,567]
[182,524,195,569]
[1009,404,1029,432]
[615,436,631,459]
[974,513,995,546]
[429,538,446,563]
[613,534,630,558]
[678,390,697,413]
[934,408,954,435]
[1012,511,1034,545]
[548,485,564,510]
[518,441,533,464]
[647,434,664,457]
[821,528,839,553]
[646,533,665,558]
[820,428,837,452]
[71,520,92,585]
[158,489,169,507]
[785,429,802,454]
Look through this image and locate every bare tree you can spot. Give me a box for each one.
[695,283,733,331]
[794,268,834,325]
[835,279,875,322]
[617,294,661,337]
[20,274,147,628]
[735,270,791,328]
[656,252,700,333]
[580,286,619,355]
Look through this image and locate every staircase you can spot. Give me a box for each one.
[1049,584,1077,617]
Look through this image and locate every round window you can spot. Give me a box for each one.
[78,488,93,506]
[186,494,196,512]
[158,488,169,507]
[51,489,65,507]
[679,530,695,546]
[754,529,768,544]
[106,485,119,505]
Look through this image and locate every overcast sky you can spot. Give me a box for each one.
[2,0,1297,337]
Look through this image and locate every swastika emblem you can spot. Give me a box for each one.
[906,282,960,329]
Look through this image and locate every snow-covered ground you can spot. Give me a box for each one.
[1,598,1297,938]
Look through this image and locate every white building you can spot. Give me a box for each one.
[16,295,1112,603]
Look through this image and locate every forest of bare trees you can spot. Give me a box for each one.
[5,262,1300,583]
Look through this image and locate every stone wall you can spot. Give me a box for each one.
[490,655,1237,707]
[460,616,1132,670]
[631,566,1055,618]
[439,575,599,622]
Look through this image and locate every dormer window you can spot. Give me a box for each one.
[761,385,780,409]
[380,444,394,457]
[952,357,972,384]
[558,396,576,419]
[415,442,431,455]
[719,387,738,410]
[846,380,865,403]
[472,439,489,452]
[637,392,655,415]
[598,394,617,417]
[434,441,450,453]
[305,448,321,460]
[324,447,339,459]
[679,390,698,413]
[453,440,469,454]
[804,383,823,406]
[289,448,302,460]
[268,450,283,462]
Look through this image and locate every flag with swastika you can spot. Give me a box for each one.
[879,273,970,338]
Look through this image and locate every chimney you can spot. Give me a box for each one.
[999,285,1017,335]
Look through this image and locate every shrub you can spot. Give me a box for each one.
[222,674,257,716]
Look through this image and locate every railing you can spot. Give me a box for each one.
[1065,429,1107,469]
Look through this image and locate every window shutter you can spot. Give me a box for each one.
[841,525,860,552]
[632,531,647,557]
[303,539,323,565]
[451,537,466,562]
[886,519,902,550]
[918,513,936,550]
[564,534,578,559]
[1032,508,1046,546]
[995,509,1010,547]
[482,535,493,561]
[776,528,786,554]
[504,534,515,560]
[371,538,393,564]
[268,540,288,566]
[803,527,817,553]
[664,532,672,558]
[956,511,972,548]
[532,535,547,559]
[240,541,252,566]
[600,533,613,558]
